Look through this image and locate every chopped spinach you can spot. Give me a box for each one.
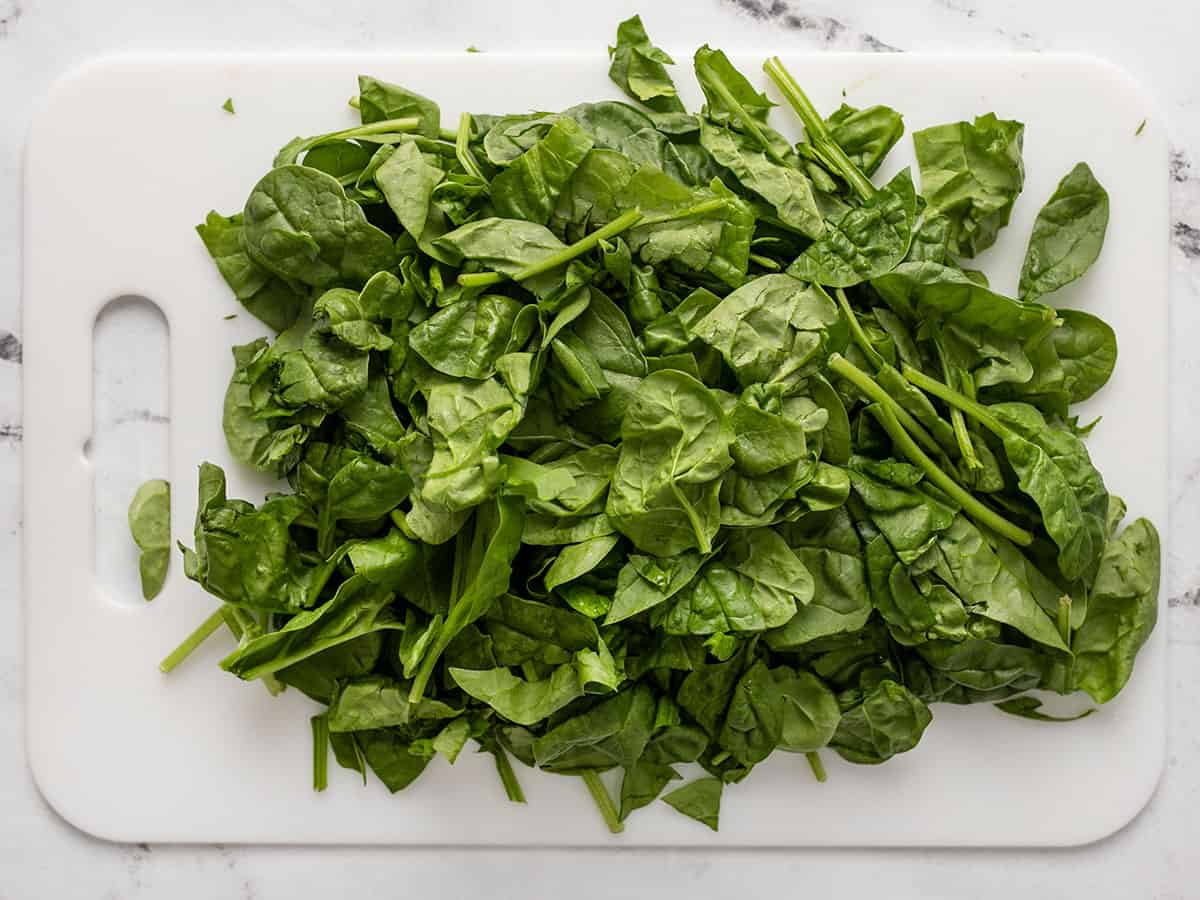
[164,16,1160,835]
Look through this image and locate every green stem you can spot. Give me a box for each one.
[672,481,713,554]
[439,126,459,143]
[763,57,876,202]
[749,253,781,271]
[931,331,981,473]
[221,607,285,695]
[805,751,827,783]
[900,364,1008,438]
[455,111,487,182]
[490,743,527,804]
[158,607,226,673]
[1057,595,1072,648]
[827,353,943,458]
[869,402,1034,546]
[638,198,726,227]
[457,209,644,288]
[581,770,624,834]
[699,63,787,164]
[832,287,885,371]
[311,714,329,792]
[301,117,421,157]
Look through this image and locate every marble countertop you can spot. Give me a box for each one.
[2,0,1199,896]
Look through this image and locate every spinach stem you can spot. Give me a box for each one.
[311,714,330,792]
[158,607,226,673]
[292,117,422,163]
[763,57,876,202]
[698,63,787,165]
[581,770,624,834]
[931,329,982,473]
[749,252,781,271]
[221,607,285,695]
[831,287,885,371]
[671,481,713,554]
[869,402,1034,547]
[490,743,527,804]
[457,209,644,288]
[455,111,487,182]
[637,198,726,227]
[900,364,1008,438]
[1057,595,1072,648]
[827,353,943,458]
[805,751,827,783]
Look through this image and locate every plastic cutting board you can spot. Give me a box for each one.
[23,52,1167,846]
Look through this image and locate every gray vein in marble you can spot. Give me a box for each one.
[1173,221,1200,259]
[0,330,22,363]
[723,0,901,52]
[0,423,22,442]
[933,0,979,18]
[0,0,21,36]
[1169,589,1198,607]
[1170,148,1191,183]
[113,409,170,426]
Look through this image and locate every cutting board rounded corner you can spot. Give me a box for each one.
[26,730,136,845]
[1064,729,1166,847]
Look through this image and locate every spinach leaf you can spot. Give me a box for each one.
[1052,309,1117,403]
[1071,518,1160,703]
[532,684,656,771]
[830,679,932,764]
[182,463,340,614]
[1019,162,1109,301]
[773,667,841,752]
[409,294,534,379]
[220,575,401,680]
[606,551,705,625]
[128,478,170,601]
[376,139,445,240]
[872,261,1055,341]
[357,75,441,138]
[196,212,305,331]
[607,370,733,555]
[449,663,583,725]
[691,274,840,388]
[409,494,525,701]
[824,103,905,176]
[657,529,813,635]
[699,119,823,238]
[661,777,723,831]
[492,117,595,225]
[242,165,396,287]
[608,14,685,114]
[994,696,1094,722]
[913,113,1025,257]
[788,168,917,287]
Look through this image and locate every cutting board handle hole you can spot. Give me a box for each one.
[92,295,170,608]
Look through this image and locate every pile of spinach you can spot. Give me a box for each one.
[162,15,1160,834]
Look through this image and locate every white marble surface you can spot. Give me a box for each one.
[2,0,1199,896]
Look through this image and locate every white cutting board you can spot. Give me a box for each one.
[24,52,1167,847]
